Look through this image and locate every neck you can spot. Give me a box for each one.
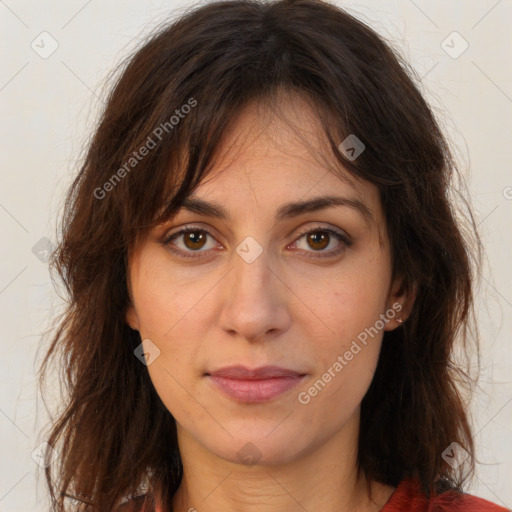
[167,413,394,512]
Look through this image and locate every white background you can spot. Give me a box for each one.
[0,1,511,510]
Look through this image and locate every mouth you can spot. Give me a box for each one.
[205,365,307,403]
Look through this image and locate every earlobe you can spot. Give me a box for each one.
[125,304,140,331]
[384,279,417,330]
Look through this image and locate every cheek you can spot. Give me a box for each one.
[297,287,384,423]
[297,260,389,395]
[131,255,212,341]
[130,257,223,393]
[306,265,389,345]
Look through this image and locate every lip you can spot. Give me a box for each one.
[205,365,306,403]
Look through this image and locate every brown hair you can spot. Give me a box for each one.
[38,0,482,510]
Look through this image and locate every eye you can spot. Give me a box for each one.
[161,223,352,260]
[290,224,352,258]
[162,225,220,259]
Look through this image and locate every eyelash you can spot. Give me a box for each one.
[161,224,352,260]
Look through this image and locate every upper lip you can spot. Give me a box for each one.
[206,365,305,380]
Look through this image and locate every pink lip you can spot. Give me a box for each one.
[206,365,306,403]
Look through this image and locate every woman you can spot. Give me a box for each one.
[38,0,508,511]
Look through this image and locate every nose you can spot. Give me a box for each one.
[218,242,291,344]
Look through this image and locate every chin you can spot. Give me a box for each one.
[195,422,314,467]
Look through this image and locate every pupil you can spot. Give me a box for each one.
[309,232,328,250]
[187,232,205,248]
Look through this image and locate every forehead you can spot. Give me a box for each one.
[184,94,381,228]
[210,90,343,174]
[152,91,388,250]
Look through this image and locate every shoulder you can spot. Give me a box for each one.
[433,491,509,512]
[382,477,509,512]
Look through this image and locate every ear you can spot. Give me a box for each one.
[126,303,140,331]
[383,276,417,331]
[125,264,140,331]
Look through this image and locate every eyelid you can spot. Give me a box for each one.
[162,223,222,245]
[294,223,352,244]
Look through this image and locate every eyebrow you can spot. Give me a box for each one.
[178,194,373,226]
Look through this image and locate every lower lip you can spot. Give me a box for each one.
[207,375,305,403]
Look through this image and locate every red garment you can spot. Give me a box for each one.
[380,477,510,512]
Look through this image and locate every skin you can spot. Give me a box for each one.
[126,92,415,512]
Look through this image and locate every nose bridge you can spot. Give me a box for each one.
[219,236,287,341]
[234,238,270,292]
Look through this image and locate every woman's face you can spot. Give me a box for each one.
[126,95,407,467]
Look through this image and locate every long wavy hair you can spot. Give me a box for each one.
[38,0,483,510]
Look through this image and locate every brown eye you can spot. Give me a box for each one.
[162,227,219,259]
[306,231,330,251]
[182,231,208,250]
[162,224,352,260]
[291,226,352,258]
